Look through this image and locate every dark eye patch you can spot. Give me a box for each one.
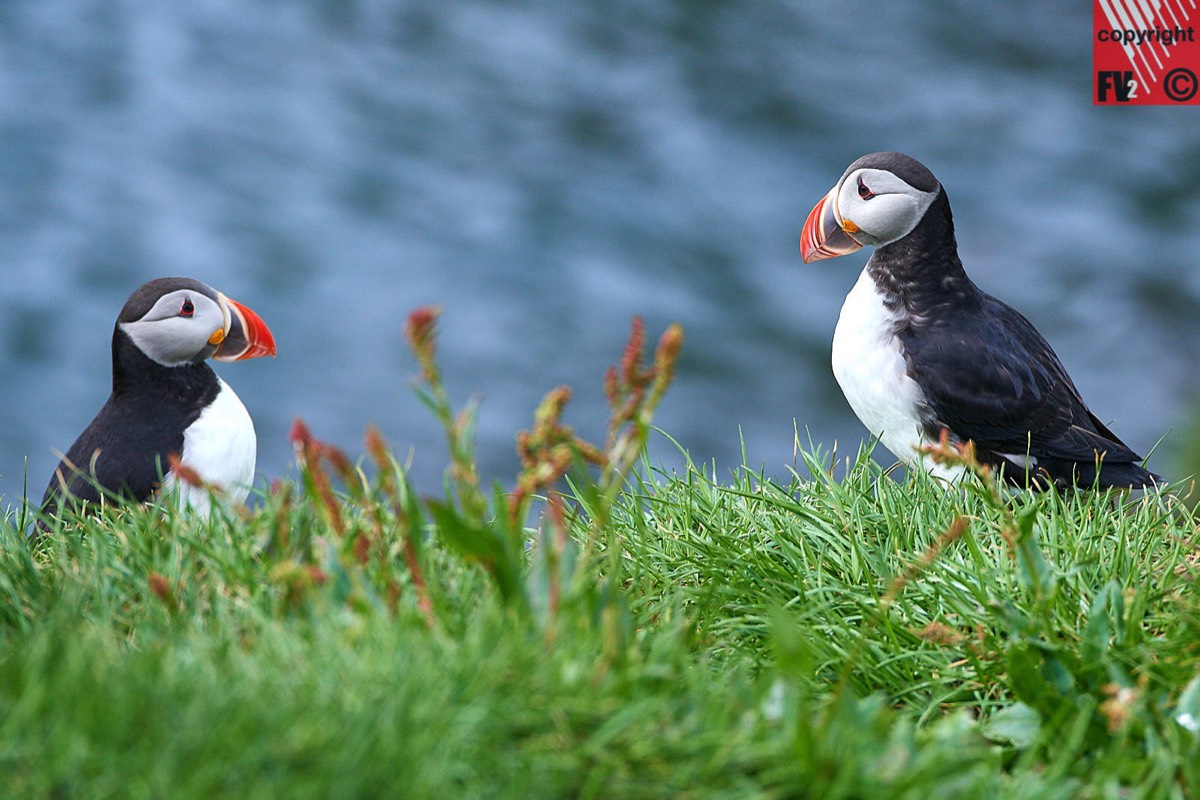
[180,298,195,317]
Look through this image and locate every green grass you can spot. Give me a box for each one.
[2,314,1199,798]
[4,451,1198,799]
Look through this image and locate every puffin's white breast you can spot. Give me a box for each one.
[831,268,963,481]
[163,377,257,513]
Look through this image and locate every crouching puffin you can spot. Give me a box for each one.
[800,152,1159,489]
[41,277,277,522]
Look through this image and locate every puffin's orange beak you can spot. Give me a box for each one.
[800,184,863,264]
[213,297,276,361]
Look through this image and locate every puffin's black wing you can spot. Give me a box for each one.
[899,295,1156,488]
[39,325,224,522]
[41,396,189,514]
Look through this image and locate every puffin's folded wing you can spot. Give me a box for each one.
[899,313,1141,464]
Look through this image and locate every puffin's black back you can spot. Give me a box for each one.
[40,307,221,518]
[864,173,1159,489]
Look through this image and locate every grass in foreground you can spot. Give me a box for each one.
[1,311,1198,799]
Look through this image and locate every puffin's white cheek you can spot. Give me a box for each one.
[121,318,210,366]
[856,195,924,244]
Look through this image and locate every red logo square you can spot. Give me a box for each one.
[1094,0,1200,104]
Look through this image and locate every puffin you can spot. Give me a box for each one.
[41,277,277,521]
[800,152,1159,489]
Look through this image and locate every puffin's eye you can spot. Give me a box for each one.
[180,298,195,317]
[857,178,874,200]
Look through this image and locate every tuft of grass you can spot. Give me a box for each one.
[1,310,1199,798]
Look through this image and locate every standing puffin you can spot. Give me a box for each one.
[41,277,276,521]
[800,152,1159,489]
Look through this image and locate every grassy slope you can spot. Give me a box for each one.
[1,444,1198,800]
[3,314,1198,799]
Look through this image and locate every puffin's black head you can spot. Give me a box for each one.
[800,152,943,263]
[118,277,277,367]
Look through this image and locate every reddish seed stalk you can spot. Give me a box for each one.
[291,418,345,537]
[405,306,442,384]
[543,492,567,647]
[270,479,292,552]
[402,538,437,630]
[166,453,210,491]
[619,316,645,386]
[364,425,437,631]
[917,429,1026,552]
[881,515,970,608]
[405,308,488,524]
[148,572,175,610]
[353,533,370,566]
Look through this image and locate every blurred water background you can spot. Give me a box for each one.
[2,1,1199,508]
